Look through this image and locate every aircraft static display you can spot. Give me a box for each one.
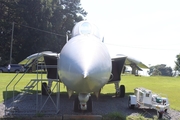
[19,21,148,112]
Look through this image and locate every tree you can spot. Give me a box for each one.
[151,68,161,76]
[0,0,87,65]
[174,54,180,72]
[0,0,18,65]
[149,64,172,76]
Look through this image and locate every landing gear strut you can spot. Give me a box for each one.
[114,82,125,98]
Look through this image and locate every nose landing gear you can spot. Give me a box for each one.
[73,93,92,112]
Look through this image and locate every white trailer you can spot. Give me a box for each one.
[128,87,170,119]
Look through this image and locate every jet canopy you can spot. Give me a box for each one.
[71,21,102,41]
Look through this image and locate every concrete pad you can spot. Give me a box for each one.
[21,116,63,120]
[63,115,102,120]
[30,116,63,120]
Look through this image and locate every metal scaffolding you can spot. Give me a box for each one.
[5,52,61,116]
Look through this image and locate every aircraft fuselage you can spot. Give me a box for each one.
[58,35,112,93]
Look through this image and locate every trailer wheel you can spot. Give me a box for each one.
[128,96,135,109]
[157,111,163,119]
[128,96,131,108]
[119,85,125,98]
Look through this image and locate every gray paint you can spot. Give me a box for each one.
[58,35,112,93]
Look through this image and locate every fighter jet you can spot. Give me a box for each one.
[19,20,148,112]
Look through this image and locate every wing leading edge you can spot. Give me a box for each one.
[19,51,59,79]
[19,51,148,83]
[19,51,59,66]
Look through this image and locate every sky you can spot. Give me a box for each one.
[80,0,180,69]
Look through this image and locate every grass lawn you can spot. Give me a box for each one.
[0,73,180,111]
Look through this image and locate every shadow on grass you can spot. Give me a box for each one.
[98,92,134,97]
[2,91,21,101]
[3,89,70,102]
[2,89,133,102]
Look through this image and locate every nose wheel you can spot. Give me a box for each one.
[73,96,92,112]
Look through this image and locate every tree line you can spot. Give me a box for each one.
[148,54,180,76]
[148,64,173,76]
[1,0,180,76]
[0,0,87,65]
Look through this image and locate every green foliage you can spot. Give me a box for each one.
[126,115,159,120]
[0,0,87,65]
[103,112,126,120]
[126,115,147,120]
[175,54,180,71]
[149,64,172,76]
[151,68,161,76]
[103,112,158,120]
[36,112,44,117]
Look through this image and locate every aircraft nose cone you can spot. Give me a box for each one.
[83,72,88,79]
[58,35,112,93]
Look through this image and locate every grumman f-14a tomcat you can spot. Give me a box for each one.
[20,20,148,112]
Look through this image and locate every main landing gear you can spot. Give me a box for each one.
[115,85,125,98]
[119,85,125,98]
[73,93,92,112]
[114,82,126,98]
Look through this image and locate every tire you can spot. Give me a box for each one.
[15,69,20,73]
[87,97,92,112]
[74,97,79,112]
[0,70,3,73]
[128,96,131,108]
[119,85,125,98]
[42,82,47,95]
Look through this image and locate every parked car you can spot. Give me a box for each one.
[0,64,24,73]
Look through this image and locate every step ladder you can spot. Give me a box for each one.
[24,80,37,92]
[6,79,39,115]
[10,80,38,104]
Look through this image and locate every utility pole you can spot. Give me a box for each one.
[66,30,70,43]
[10,22,14,64]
